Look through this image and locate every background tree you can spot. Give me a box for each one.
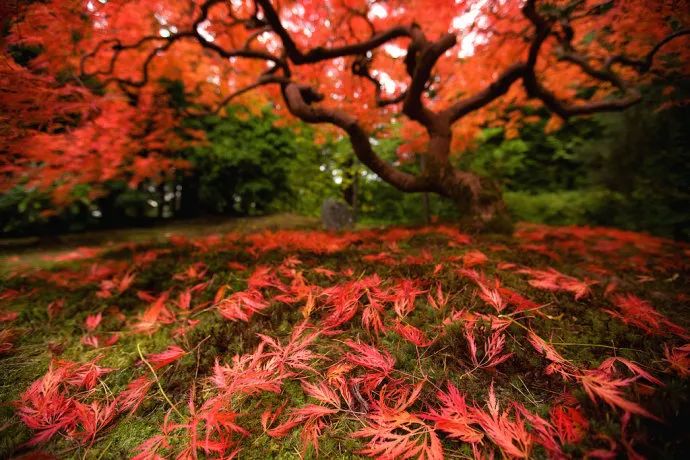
[2,0,689,227]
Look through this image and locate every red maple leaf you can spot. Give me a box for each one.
[353,382,444,460]
[422,384,483,444]
[393,320,434,347]
[146,345,187,369]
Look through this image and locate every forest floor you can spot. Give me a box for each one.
[0,220,689,459]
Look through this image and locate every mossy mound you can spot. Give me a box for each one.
[1,223,689,459]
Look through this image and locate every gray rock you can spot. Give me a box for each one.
[321,198,354,231]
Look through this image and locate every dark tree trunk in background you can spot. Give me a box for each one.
[97,192,129,228]
[351,159,359,223]
[342,157,359,223]
[342,159,355,206]
[157,185,165,218]
[178,173,201,219]
[419,155,430,225]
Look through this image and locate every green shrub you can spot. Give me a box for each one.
[504,189,625,226]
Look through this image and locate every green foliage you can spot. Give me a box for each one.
[280,129,341,217]
[590,93,690,239]
[0,185,101,235]
[504,189,625,226]
[0,187,50,234]
[182,105,354,218]
[462,85,690,239]
[462,116,599,192]
[183,106,299,215]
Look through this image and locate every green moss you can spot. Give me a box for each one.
[2,222,690,458]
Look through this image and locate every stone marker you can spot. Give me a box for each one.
[321,198,354,231]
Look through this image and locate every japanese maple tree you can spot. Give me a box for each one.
[2,0,689,223]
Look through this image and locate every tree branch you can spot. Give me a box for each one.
[523,77,641,117]
[81,0,288,88]
[604,28,690,73]
[255,0,413,65]
[100,37,183,88]
[282,83,430,193]
[402,29,456,130]
[211,75,289,114]
[444,63,526,123]
[522,2,688,119]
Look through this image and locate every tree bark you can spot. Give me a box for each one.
[446,172,512,233]
[423,133,512,232]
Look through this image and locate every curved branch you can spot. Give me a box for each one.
[100,38,182,88]
[604,28,690,73]
[211,75,288,114]
[282,83,430,193]
[558,51,626,89]
[527,6,688,119]
[519,0,640,118]
[81,0,288,89]
[80,38,120,76]
[192,32,287,71]
[444,0,547,124]
[522,0,552,67]
[80,35,182,79]
[523,75,641,118]
[191,0,288,74]
[243,26,271,50]
[344,6,376,38]
[444,63,526,123]
[402,29,456,130]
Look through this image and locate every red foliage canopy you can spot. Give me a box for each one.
[2,1,689,207]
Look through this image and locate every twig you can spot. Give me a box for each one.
[136,342,183,418]
[550,341,643,352]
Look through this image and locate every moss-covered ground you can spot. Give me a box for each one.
[0,221,689,459]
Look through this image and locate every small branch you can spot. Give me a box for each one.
[520,0,643,119]
[137,342,183,418]
[444,63,526,123]
[516,1,690,120]
[351,55,407,107]
[243,26,271,50]
[211,75,289,114]
[604,28,690,73]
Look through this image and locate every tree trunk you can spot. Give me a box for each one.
[444,171,513,233]
[282,83,512,232]
[178,173,201,219]
[426,134,513,233]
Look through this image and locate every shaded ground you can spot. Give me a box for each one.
[0,213,317,270]
[0,221,689,459]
